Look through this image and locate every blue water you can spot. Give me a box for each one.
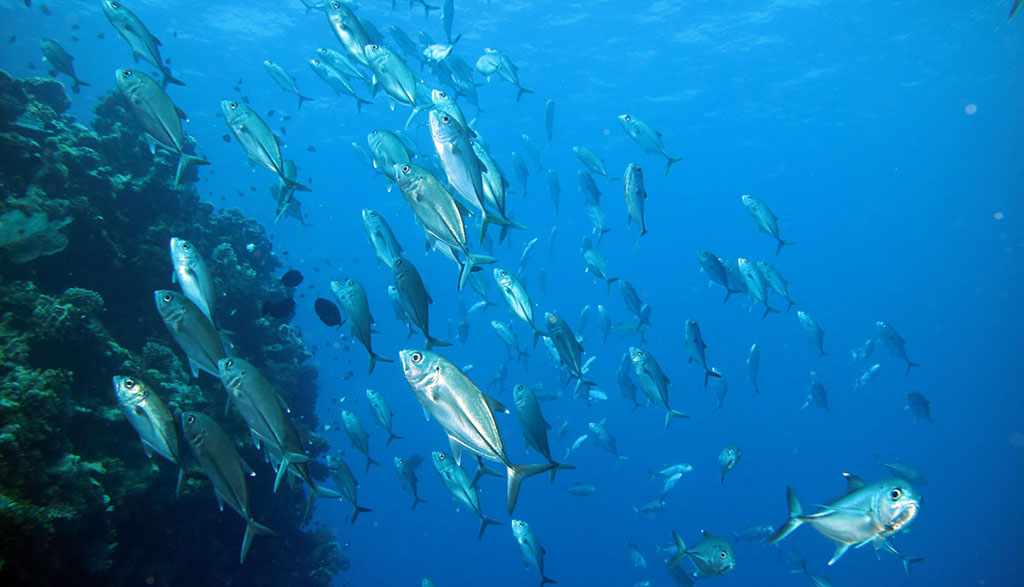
[4,1,1023,585]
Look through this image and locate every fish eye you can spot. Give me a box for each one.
[441,115,450,123]
[401,165,411,174]
[347,279,355,286]
[181,242,190,250]
[331,1,339,7]
[121,70,132,78]
[162,293,173,302]
[124,378,135,389]
[370,44,378,50]
[370,211,377,217]
[890,488,902,500]
[438,453,445,460]
[438,91,447,97]
[229,102,237,109]
[720,551,727,559]
[186,415,195,424]
[637,350,644,356]
[110,1,120,7]
[548,315,556,324]
[312,59,320,65]
[625,115,631,121]
[411,351,422,363]
[225,359,234,368]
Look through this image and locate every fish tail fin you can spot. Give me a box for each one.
[786,299,799,313]
[174,153,211,187]
[499,224,510,244]
[666,531,688,568]
[540,575,557,586]
[73,78,89,94]
[478,516,501,541]
[820,349,829,358]
[240,518,276,564]
[906,361,921,375]
[664,409,689,429]
[368,351,394,374]
[355,97,373,113]
[761,305,780,320]
[665,155,683,175]
[598,227,612,244]
[412,496,428,511]
[161,71,186,88]
[366,456,380,472]
[548,462,576,483]
[723,289,732,303]
[516,86,534,102]
[532,329,544,348]
[775,239,795,256]
[765,486,803,545]
[605,277,620,294]
[350,505,372,525]
[507,462,558,514]
[902,556,925,576]
[304,483,344,522]
[425,334,452,350]
[405,103,430,130]
[297,94,314,109]
[386,431,404,446]
[284,177,312,192]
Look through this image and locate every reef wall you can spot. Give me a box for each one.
[0,70,344,586]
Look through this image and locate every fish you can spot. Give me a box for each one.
[649,463,693,481]
[711,369,728,413]
[617,114,682,174]
[268,160,308,224]
[442,0,459,43]
[629,347,688,428]
[684,320,721,387]
[718,443,742,485]
[429,109,491,238]
[746,343,761,394]
[512,519,555,587]
[660,471,685,499]
[474,142,527,242]
[393,258,451,349]
[737,258,778,318]
[492,321,529,361]
[315,46,369,84]
[766,473,921,567]
[742,194,794,255]
[368,129,415,185]
[619,281,648,322]
[522,134,544,170]
[581,239,619,292]
[326,455,372,524]
[797,311,828,357]
[573,146,616,181]
[394,455,428,510]
[475,47,533,101]
[876,322,920,374]
[756,261,799,313]
[221,100,310,191]
[400,350,556,514]
[633,498,665,515]
[802,371,830,411]
[364,43,428,127]
[588,418,625,463]
[263,60,312,109]
[544,99,555,142]
[1011,0,1023,21]
[850,338,876,361]
[697,251,741,302]
[494,268,544,346]
[117,70,208,186]
[181,411,275,564]
[101,0,183,87]
[324,1,371,66]
[565,482,596,496]
[905,391,932,423]
[518,237,539,274]
[261,297,294,321]
[578,170,603,206]
[367,388,403,446]
[168,238,216,322]
[430,88,471,132]
[598,305,613,342]
[512,151,530,196]
[388,24,424,64]
[732,524,775,545]
[873,454,927,485]
[513,384,573,481]
[423,43,453,63]
[546,170,560,216]
[853,363,881,391]
[314,297,342,327]
[279,269,303,288]
[113,375,184,497]
[308,58,372,112]
[341,409,380,472]
[218,358,342,518]
[627,542,647,568]
[545,312,595,395]
[720,257,750,300]
[793,560,834,587]
[666,531,737,578]
[430,451,501,540]
[331,279,393,373]
[623,163,648,236]
[154,290,225,378]
[39,38,88,94]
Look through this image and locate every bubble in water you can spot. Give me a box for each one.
[965,104,977,115]
[994,212,1004,221]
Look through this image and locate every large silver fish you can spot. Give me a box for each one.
[393,257,451,349]
[629,347,688,428]
[766,474,921,567]
[102,0,183,88]
[325,1,371,66]
[331,279,392,373]
[430,109,489,231]
[40,38,89,94]
[221,100,310,191]
[117,69,208,186]
[545,312,594,394]
[364,43,428,127]
[431,451,501,540]
[512,519,556,586]
[154,290,225,378]
[742,194,794,255]
[617,113,682,174]
[326,455,372,524]
[113,375,184,497]
[475,47,533,102]
[697,251,741,303]
[573,146,616,180]
[368,129,415,184]
[181,411,275,564]
[737,258,778,318]
[400,350,555,514]
[169,237,215,322]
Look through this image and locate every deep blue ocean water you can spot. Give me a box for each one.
[3,1,1023,585]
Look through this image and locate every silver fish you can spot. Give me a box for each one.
[113,375,183,497]
[367,388,403,445]
[667,531,737,578]
[797,311,828,357]
[263,60,313,109]
[341,408,379,472]
[876,321,920,374]
[873,454,927,486]
[40,38,89,94]
[221,100,310,191]
[154,290,225,378]
[718,443,742,485]
[617,113,681,174]
[169,237,215,322]
[331,279,392,373]
[475,47,533,101]
[327,455,372,524]
[394,454,428,510]
[629,347,688,428]
[684,319,721,387]
[364,43,427,127]
[325,1,371,66]
[737,258,778,318]
[623,163,648,236]
[393,257,451,349]
[697,250,741,302]
[431,451,500,540]
[742,194,794,255]
[494,268,543,346]
[361,209,404,268]
[512,519,555,586]
[102,0,182,87]
[308,58,372,112]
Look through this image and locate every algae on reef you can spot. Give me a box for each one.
[0,70,345,585]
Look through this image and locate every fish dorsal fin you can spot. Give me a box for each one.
[484,394,509,414]
[448,436,462,465]
[174,105,188,121]
[843,472,866,491]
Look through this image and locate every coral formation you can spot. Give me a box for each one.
[0,71,342,585]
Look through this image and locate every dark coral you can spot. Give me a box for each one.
[0,71,342,585]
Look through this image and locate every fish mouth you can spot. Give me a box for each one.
[887,501,919,534]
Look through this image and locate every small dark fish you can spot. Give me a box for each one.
[97,32,104,39]
[280,269,304,288]
[307,145,317,152]
[222,134,231,143]
[280,126,287,136]
[267,109,276,117]
[261,298,295,319]
[40,3,51,16]
[315,298,342,327]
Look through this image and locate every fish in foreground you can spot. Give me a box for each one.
[39,38,89,94]
[327,455,372,524]
[666,530,736,578]
[718,443,741,484]
[512,519,556,586]
[617,114,682,174]
[169,238,215,322]
[401,349,556,514]
[117,70,208,186]
[221,100,310,191]
[395,455,428,510]
[263,60,313,109]
[154,290,225,378]
[102,0,183,87]
[797,311,828,357]
[431,451,501,540]
[113,376,184,498]
[905,391,932,423]
[875,321,920,374]
[742,194,794,255]
[341,409,380,471]
[331,279,392,373]
[684,319,721,387]
[308,57,372,112]
[182,411,275,564]
[393,257,451,349]
[766,473,921,568]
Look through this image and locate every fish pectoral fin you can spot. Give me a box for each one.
[174,105,189,121]
[828,542,852,566]
[448,436,463,465]
[422,406,431,422]
[187,358,201,378]
[484,393,509,414]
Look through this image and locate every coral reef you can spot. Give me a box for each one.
[0,71,343,585]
